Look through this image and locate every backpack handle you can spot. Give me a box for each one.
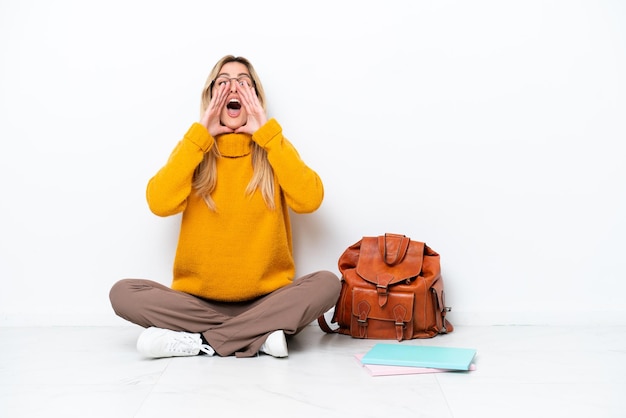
[379,233,410,266]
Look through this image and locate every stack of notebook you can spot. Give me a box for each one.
[355,343,477,377]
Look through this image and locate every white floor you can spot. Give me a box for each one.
[1,325,625,418]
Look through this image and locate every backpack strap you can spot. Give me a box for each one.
[393,304,408,341]
[317,314,338,334]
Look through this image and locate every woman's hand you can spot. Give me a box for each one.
[235,83,267,135]
[200,83,234,137]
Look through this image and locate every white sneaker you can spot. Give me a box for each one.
[137,327,215,358]
[259,330,288,358]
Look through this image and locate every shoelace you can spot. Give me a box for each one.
[199,344,215,356]
[168,333,215,356]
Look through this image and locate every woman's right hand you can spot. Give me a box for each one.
[200,83,233,137]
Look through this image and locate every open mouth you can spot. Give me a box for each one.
[226,99,242,118]
[226,99,241,110]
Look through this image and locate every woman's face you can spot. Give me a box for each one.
[213,61,254,130]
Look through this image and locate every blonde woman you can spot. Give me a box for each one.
[110,55,340,358]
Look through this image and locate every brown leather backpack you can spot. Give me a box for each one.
[318,233,453,341]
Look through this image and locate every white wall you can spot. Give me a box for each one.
[1,0,624,326]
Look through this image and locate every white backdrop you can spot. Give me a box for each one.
[1,0,624,326]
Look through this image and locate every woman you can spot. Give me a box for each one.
[109,55,340,358]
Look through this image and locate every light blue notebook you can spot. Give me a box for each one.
[360,344,476,371]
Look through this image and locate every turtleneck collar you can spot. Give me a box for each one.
[216,133,252,158]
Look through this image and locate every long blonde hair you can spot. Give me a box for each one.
[193,55,275,211]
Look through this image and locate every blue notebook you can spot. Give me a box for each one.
[360,344,476,371]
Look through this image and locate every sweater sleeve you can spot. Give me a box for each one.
[146,123,215,217]
[252,118,324,213]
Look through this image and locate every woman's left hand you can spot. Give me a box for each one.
[235,83,267,135]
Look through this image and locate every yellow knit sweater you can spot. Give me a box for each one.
[146,119,324,301]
